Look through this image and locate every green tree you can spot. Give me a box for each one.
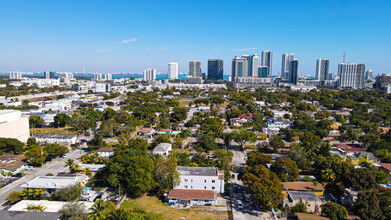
[50,185,82,201]
[44,143,68,159]
[196,133,217,152]
[240,165,283,211]
[246,152,272,167]
[151,134,171,149]
[290,202,307,213]
[103,149,155,197]
[153,156,180,193]
[24,147,48,166]
[60,202,88,220]
[105,208,130,220]
[269,135,284,153]
[270,158,299,182]
[88,199,106,220]
[29,115,45,128]
[0,138,24,154]
[6,191,21,203]
[343,168,376,190]
[54,113,71,127]
[354,188,391,220]
[171,106,188,122]
[25,204,47,212]
[213,149,233,170]
[321,202,348,220]
[200,117,223,138]
[321,168,336,182]
[232,130,257,149]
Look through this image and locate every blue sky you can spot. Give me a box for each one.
[0,0,390,76]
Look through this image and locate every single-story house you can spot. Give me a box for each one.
[0,160,28,175]
[32,133,77,147]
[152,143,172,156]
[137,128,155,138]
[0,210,63,220]
[283,191,325,213]
[0,153,28,175]
[97,147,115,158]
[8,200,93,213]
[282,182,324,196]
[156,129,172,135]
[20,174,89,193]
[167,189,216,206]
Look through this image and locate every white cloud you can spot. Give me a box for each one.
[95,49,110,53]
[160,47,167,50]
[233,47,256,52]
[146,48,152,51]
[212,47,221,50]
[117,37,137,44]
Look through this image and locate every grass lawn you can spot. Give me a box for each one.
[178,99,193,107]
[121,196,228,220]
[30,126,78,135]
[172,148,198,154]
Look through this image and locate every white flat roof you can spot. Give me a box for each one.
[20,175,88,189]
[9,200,94,213]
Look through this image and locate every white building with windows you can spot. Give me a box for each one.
[338,63,365,89]
[9,71,23,80]
[32,134,77,147]
[95,82,111,93]
[175,167,224,194]
[143,69,156,81]
[168,62,178,79]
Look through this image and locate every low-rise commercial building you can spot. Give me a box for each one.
[20,174,89,192]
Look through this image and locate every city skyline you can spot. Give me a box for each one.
[0,0,390,75]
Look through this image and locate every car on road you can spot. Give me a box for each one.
[237,201,243,209]
[231,173,236,179]
[25,167,35,171]
[245,195,251,202]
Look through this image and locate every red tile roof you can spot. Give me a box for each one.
[97,147,115,152]
[168,189,215,200]
[380,163,391,172]
[333,143,350,148]
[345,148,367,152]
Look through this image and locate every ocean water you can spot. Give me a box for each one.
[1,73,230,81]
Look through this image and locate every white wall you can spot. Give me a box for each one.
[175,175,224,194]
[0,116,29,142]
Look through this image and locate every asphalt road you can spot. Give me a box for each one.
[230,147,272,220]
[0,147,86,209]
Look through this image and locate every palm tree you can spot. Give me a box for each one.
[25,204,47,212]
[105,208,130,220]
[321,168,336,182]
[84,167,92,177]
[71,164,81,173]
[32,188,46,200]
[89,199,106,220]
[65,159,75,168]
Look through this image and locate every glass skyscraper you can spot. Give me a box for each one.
[207,59,224,80]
